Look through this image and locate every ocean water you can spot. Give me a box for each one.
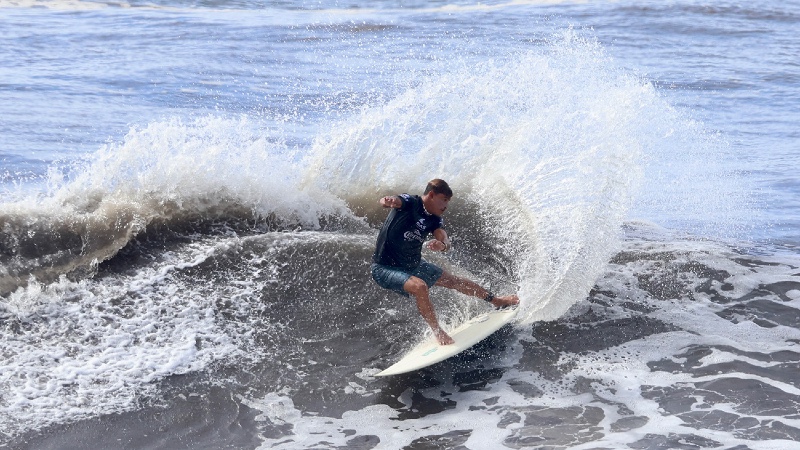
[1,0,799,449]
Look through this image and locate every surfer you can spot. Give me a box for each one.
[371,179,519,345]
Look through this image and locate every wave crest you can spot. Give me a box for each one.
[0,116,358,295]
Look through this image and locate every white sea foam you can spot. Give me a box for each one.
[0,236,246,438]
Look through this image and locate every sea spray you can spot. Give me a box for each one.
[306,32,677,324]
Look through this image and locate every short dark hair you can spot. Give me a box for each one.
[424,179,453,198]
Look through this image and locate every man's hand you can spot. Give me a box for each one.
[379,196,401,208]
[426,239,448,252]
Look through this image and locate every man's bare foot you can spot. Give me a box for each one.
[491,294,519,309]
[435,329,455,346]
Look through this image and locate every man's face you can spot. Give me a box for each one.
[424,192,451,216]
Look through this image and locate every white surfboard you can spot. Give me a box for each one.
[375,307,518,377]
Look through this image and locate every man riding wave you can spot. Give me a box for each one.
[371,179,519,345]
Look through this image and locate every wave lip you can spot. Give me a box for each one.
[0,115,359,296]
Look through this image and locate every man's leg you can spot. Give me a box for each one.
[404,276,455,345]
[435,271,519,307]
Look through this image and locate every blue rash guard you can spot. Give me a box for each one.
[372,194,443,270]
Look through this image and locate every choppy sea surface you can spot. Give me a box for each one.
[1,1,799,449]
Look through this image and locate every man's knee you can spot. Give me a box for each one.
[403,276,429,297]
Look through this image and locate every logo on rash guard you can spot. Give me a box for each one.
[404,230,424,242]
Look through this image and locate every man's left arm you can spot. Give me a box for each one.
[427,228,451,252]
